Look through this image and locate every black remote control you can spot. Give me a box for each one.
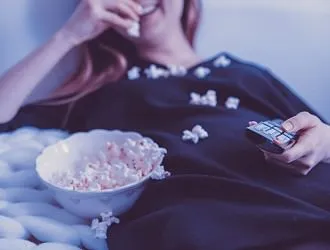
[245,119,298,154]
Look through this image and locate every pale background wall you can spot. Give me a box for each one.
[0,0,329,120]
[0,0,80,101]
[196,0,330,120]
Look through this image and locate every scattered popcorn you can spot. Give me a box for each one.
[205,90,217,107]
[214,55,231,68]
[127,66,141,80]
[100,212,113,223]
[108,217,120,225]
[167,65,187,77]
[94,222,108,239]
[49,138,167,192]
[150,165,171,180]
[144,65,170,79]
[190,90,217,107]
[190,92,201,105]
[128,64,187,80]
[91,211,120,239]
[91,218,100,231]
[127,22,140,37]
[182,130,199,144]
[225,96,240,110]
[182,125,208,144]
[192,125,209,139]
[95,227,107,239]
[194,66,211,79]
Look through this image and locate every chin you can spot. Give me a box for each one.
[133,21,166,46]
[133,32,164,47]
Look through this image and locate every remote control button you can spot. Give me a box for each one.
[276,134,291,144]
[263,121,275,128]
[273,127,283,133]
[284,132,296,139]
[253,123,270,131]
[264,128,281,137]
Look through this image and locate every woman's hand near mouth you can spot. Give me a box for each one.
[60,0,143,46]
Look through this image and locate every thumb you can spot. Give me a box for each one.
[282,112,320,133]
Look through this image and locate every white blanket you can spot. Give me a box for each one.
[0,127,108,250]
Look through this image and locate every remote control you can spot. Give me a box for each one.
[245,119,298,154]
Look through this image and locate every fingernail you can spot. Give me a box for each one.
[273,138,282,145]
[137,5,143,14]
[282,121,294,132]
[249,121,257,126]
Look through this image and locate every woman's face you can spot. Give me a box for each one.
[129,0,185,45]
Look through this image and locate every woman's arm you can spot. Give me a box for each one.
[0,0,141,124]
[0,32,75,123]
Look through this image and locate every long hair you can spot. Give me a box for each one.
[44,0,202,105]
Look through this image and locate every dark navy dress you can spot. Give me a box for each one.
[2,53,330,250]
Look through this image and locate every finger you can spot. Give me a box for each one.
[115,2,140,21]
[295,153,320,170]
[293,154,319,175]
[100,11,134,30]
[264,153,311,175]
[282,112,320,133]
[282,132,317,161]
[124,0,143,15]
[264,153,295,170]
[248,121,258,126]
[262,133,313,164]
[268,134,313,164]
[103,0,142,18]
[273,137,295,150]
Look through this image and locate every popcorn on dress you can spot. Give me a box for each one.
[1,53,329,250]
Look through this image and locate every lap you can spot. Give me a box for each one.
[108,175,330,250]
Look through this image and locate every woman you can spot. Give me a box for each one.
[1,0,330,249]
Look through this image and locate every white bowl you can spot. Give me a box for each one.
[36,129,164,219]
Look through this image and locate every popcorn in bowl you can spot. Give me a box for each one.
[36,130,170,219]
[50,138,167,192]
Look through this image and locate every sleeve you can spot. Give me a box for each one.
[261,69,328,124]
[0,104,71,133]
